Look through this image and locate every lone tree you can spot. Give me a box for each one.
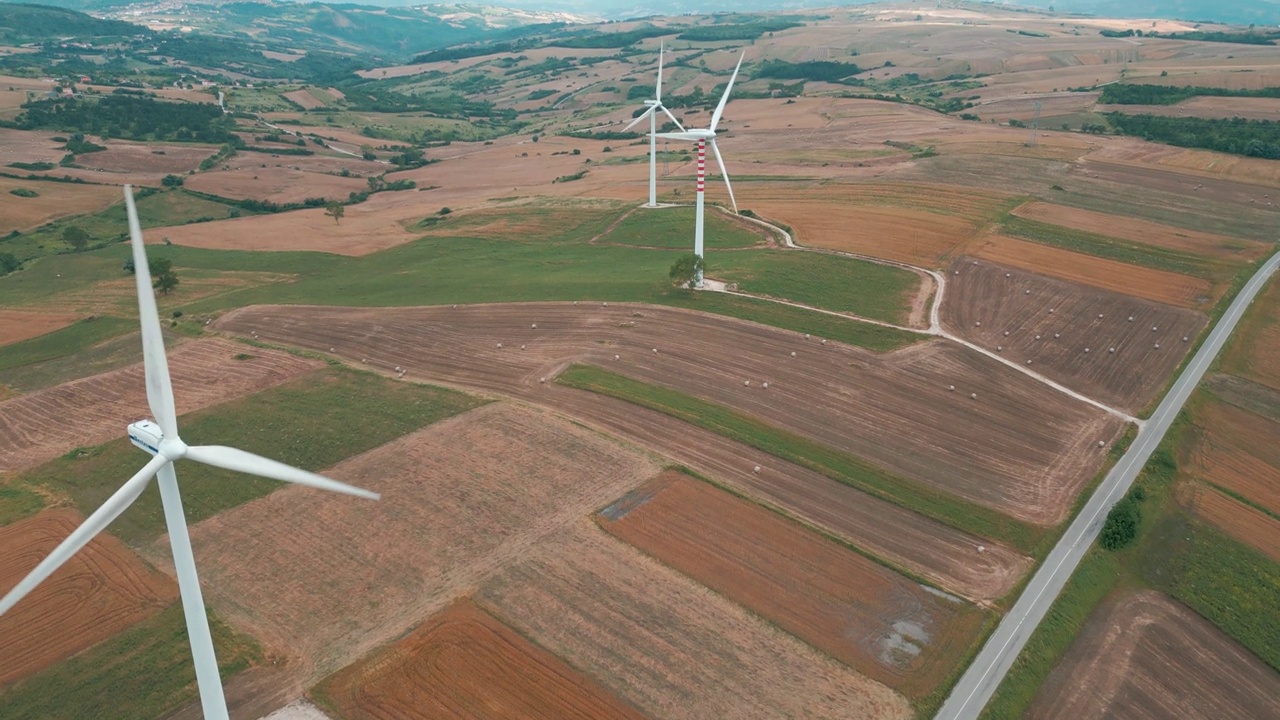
[62,225,90,251]
[1100,491,1142,550]
[669,253,704,289]
[325,201,345,225]
[149,258,179,295]
[162,174,184,187]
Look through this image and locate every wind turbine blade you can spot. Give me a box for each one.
[623,105,656,132]
[656,40,664,101]
[657,104,686,132]
[125,185,178,439]
[185,445,380,500]
[656,131,703,141]
[709,51,745,133]
[0,454,166,616]
[709,139,738,214]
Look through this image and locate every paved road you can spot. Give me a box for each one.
[935,250,1280,720]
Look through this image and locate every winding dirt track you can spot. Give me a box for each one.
[0,509,178,687]
[0,338,323,473]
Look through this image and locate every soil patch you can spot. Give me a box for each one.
[314,599,646,720]
[0,176,122,232]
[942,258,1207,412]
[1028,589,1280,719]
[0,508,178,687]
[1187,401,1280,518]
[1181,484,1280,562]
[184,168,368,204]
[0,310,80,347]
[0,338,322,472]
[599,471,987,700]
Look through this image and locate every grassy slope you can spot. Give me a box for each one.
[16,367,484,544]
[603,206,763,249]
[0,316,135,377]
[0,604,259,720]
[557,363,1040,551]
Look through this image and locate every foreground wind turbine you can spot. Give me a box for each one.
[623,41,685,207]
[658,51,744,287]
[0,186,379,720]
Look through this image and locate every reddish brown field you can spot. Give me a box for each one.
[215,303,1122,527]
[967,235,1215,308]
[478,520,912,720]
[942,258,1207,412]
[0,127,65,166]
[1181,484,1280,562]
[184,167,368,204]
[0,508,178,687]
[1186,401,1280,519]
[72,141,217,175]
[1011,201,1269,261]
[314,600,646,720]
[0,310,79,347]
[282,89,326,110]
[0,338,322,472]
[179,403,661,682]
[1221,277,1280,391]
[1028,590,1280,720]
[599,472,987,700]
[0,176,123,231]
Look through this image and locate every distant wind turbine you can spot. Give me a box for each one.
[0,186,379,720]
[623,41,685,208]
[657,51,744,287]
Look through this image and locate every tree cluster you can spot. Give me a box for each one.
[15,95,238,145]
[1107,112,1280,159]
[1100,488,1144,551]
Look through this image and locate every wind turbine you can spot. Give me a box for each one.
[623,41,685,208]
[0,186,379,720]
[657,51,744,288]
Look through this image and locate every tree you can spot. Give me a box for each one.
[1100,494,1142,550]
[161,174,184,187]
[0,251,19,277]
[325,201,345,224]
[669,253,704,288]
[123,258,135,274]
[149,258,179,295]
[62,225,90,251]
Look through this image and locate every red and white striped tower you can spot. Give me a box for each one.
[694,138,706,287]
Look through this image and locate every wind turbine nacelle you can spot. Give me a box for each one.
[643,99,660,107]
[128,420,164,456]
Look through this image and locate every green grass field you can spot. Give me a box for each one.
[0,329,155,394]
[0,485,45,526]
[0,603,259,720]
[0,316,135,379]
[557,364,1040,551]
[601,206,764,249]
[17,367,484,544]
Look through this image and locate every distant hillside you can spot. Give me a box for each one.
[1012,0,1280,26]
[0,3,148,42]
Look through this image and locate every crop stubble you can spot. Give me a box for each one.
[0,508,178,687]
[315,600,646,720]
[598,471,987,700]
[1186,401,1280,520]
[0,338,322,473]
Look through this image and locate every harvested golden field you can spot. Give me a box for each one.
[282,89,326,110]
[1187,401,1280,519]
[1096,96,1280,122]
[1181,484,1280,563]
[1221,277,1280,391]
[183,167,368,204]
[0,338,323,472]
[1011,202,1269,261]
[479,520,912,720]
[943,258,1207,412]
[180,403,661,682]
[1028,590,1280,720]
[0,128,64,166]
[599,472,987,701]
[314,600,647,720]
[968,235,1215,308]
[72,141,217,176]
[0,176,122,232]
[0,310,79,347]
[0,509,178,686]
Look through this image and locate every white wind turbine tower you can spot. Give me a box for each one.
[657,51,744,287]
[622,40,685,207]
[0,186,379,720]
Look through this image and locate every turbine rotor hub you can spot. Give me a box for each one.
[158,436,189,461]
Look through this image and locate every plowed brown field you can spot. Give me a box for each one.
[0,310,79,347]
[1222,277,1280,391]
[1028,590,1280,720]
[1187,401,1280,518]
[0,338,322,472]
[1011,202,1269,261]
[315,600,646,720]
[968,235,1215,308]
[0,176,122,231]
[180,403,661,681]
[1181,484,1280,562]
[73,142,216,175]
[599,472,987,700]
[942,258,1207,412]
[215,303,1122,526]
[0,508,178,686]
[183,168,368,204]
[478,520,912,720]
